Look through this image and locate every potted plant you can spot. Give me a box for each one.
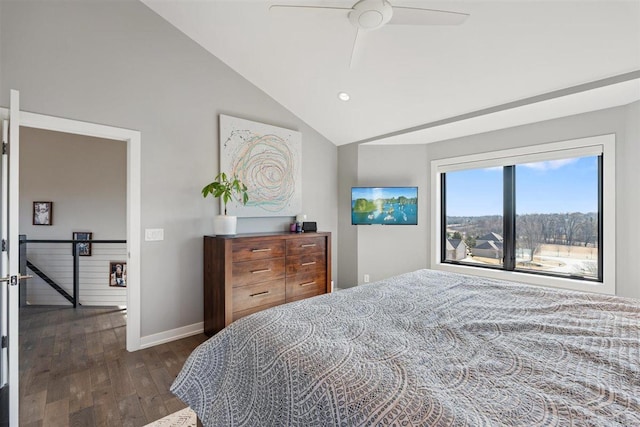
[202,172,249,235]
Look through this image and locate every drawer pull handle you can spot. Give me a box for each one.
[301,244,316,248]
[301,261,316,266]
[252,248,272,253]
[300,281,316,287]
[250,290,270,297]
[251,268,272,274]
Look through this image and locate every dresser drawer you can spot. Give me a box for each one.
[286,253,326,276]
[232,239,285,262]
[233,300,284,322]
[232,258,285,287]
[204,232,330,336]
[286,236,325,256]
[286,271,326,301]
[232,279,286,314]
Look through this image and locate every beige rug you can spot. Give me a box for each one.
[144,407,197,427]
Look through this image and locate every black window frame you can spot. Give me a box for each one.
[441,155,603,283]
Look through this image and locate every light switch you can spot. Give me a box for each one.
[145,228,164,241]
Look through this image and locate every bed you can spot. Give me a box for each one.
[171,269,640,426]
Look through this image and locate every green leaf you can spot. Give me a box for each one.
[201,171,249,209]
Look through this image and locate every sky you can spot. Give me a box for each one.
[352,186,418,201]
[445,156,598,217]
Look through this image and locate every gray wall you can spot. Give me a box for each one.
[337,143,358,288]
[20,127,126,240]
[426,103,638,299]
[338,103,639,299]
[619,101,640,299]
[356,144,428,285]
[0,0,338,337]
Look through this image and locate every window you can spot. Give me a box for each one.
[431,135,615,295]
[443,168,504,267]
[514,157,600,280]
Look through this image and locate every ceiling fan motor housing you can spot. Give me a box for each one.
[348,0,393,30]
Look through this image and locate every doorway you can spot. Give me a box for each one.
[18,111,141,352]
[1,97,141,426]
[19,127,128,308]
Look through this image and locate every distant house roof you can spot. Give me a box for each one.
[475,240,503,250]
[446,238,466,250]
[478,232,503,242]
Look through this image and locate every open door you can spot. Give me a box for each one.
[0,115,9,427]
[1,90,21,426]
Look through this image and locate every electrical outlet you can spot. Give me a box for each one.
[363,274,370,283]
[145,228,164,241]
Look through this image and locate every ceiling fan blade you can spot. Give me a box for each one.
[389,7,469,26]
[349,28,368,69]
[269,5,351,18]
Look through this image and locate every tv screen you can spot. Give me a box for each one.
[352,187,418,225]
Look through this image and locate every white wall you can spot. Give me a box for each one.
[20,127,127,306]
[0,0,338,337]
[26,243,128,306]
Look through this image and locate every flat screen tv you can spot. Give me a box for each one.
[351,187,418,225]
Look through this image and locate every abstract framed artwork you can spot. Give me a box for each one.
[72,232,92,256]
[219,115,302,217]
[33,201,53,225]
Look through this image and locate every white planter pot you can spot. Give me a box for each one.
[214,215,237,236]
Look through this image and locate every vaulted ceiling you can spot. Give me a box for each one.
[142,0,640,146]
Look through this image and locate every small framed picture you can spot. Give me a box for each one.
[109,262,127,287]
[33,201,53,226]
[73,232,92,256]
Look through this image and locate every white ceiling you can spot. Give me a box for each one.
[142,0,640,146]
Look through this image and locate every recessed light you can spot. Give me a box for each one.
[338,92,350,101]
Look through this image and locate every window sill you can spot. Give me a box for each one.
[433,262,614,295]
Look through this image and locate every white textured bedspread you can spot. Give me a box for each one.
[171,269,640,426]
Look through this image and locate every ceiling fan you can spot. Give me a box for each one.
[269,0,470,68]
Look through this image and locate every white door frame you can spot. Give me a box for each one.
[2,91,20,427]
[0,107,142,352]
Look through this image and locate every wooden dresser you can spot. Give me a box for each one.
[203,232,331,336]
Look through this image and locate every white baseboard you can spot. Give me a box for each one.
[139,321,204,349]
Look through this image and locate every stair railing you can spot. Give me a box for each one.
[19,235,126,308]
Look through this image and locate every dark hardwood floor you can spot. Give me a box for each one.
[19,306,208,426]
